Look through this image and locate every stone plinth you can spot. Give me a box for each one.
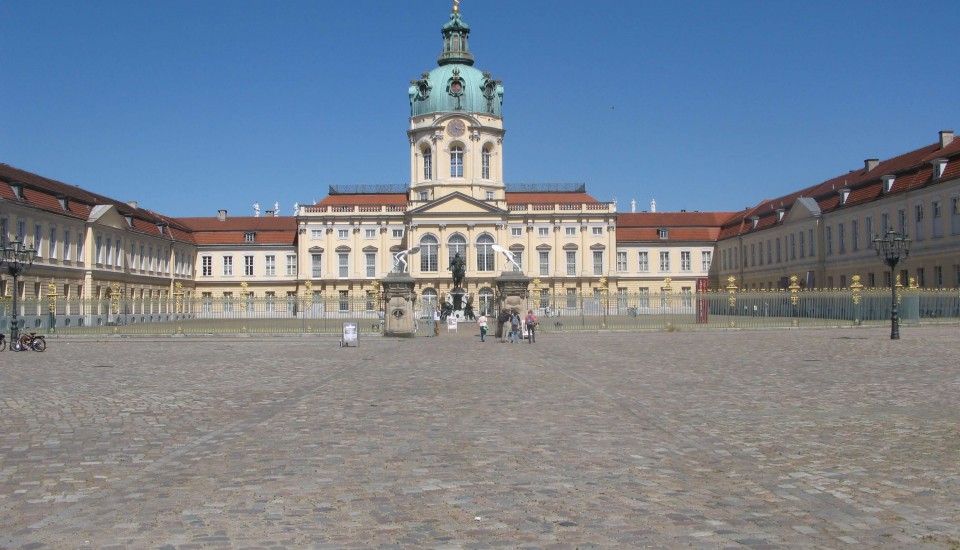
[381,273,417,338]
[496,271,530,314]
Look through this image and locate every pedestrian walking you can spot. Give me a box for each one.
[478,313,488,342]
[510,310,521,343]
[498,309,510,342]
[525,309,537,343]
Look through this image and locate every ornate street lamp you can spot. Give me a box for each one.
[1,239,38,345]
[873,229,910,340]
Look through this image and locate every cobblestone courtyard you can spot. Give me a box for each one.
[1,326,958,549]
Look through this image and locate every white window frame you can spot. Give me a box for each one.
[286,254,297,276]
[616,251,627,272]
[223,255,233,276]
[200,256,213,277]
[265,255,276,276]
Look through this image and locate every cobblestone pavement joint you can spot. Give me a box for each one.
[1,326,958,549]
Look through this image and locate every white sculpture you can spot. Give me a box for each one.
[391,246,421,273]
[274,202,280,217]
[491,244,522,272]
[253,202,260,217]
[293,202,300,216]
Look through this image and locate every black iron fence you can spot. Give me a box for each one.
[0,288,956,336]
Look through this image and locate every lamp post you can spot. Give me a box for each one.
[1,239,38,345]
[873,228,910,340]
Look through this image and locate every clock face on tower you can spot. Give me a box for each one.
[447,119,466,137]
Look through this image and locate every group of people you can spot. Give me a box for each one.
[476,308,537,343]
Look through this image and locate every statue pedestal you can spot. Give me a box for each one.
[381,272,417,338]
[496,271,531,314]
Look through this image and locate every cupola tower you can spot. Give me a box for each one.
[408,1,505,204]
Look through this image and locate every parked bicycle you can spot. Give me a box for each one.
[11,332,46,352]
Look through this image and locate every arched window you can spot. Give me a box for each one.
[481,146,491,179]
[422,146,432,180]
[450,145,463,178]
[419,234,438,272]
[421,288,438,317]
[478,287,494,316]
[447,233,467,268]
[476,234,495,272]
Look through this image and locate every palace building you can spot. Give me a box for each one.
[1,3,957,330]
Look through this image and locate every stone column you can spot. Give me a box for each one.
[381,272,417,338]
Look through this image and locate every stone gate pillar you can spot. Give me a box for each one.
[496,271,530,315]
[381,272,417,338]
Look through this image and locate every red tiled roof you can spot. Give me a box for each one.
[617,227,722,243]
[176,216,297,232]
[192,231,296,246]
[506,192,599,204]
[315,194,408,206]
[177,216,296,246]
[616,212,734,227]
[1,163,194,240]
[719,135,960,239]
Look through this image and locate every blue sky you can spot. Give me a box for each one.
[2,0,957,218]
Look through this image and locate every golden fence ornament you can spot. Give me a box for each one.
[849,274,863,305]
[174,281,184,314]
[47,282,58,314]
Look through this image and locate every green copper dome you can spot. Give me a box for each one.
[409,6,503,118]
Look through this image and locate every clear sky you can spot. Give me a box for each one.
[2,0,957,218]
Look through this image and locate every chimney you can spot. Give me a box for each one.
[864,159,879,172]
[940,130,954,149]
[127,200,138,209]
[217,209,227,221]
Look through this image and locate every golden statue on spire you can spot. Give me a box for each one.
[453,0,460,13]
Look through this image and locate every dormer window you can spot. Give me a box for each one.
[57,195,69,210]
[10,181,24,199]
[776,208,786,222]
[749,216,760,229]
[658,228,669,240]
[245,232,256,243]
[881,174,896,193]
[124,214,134,227]
[838,188,851,205]
[157,223,167,236]
[932,158,948,180]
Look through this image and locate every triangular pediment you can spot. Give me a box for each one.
[407,192,505,216]
[782,197,822,224]
[88,204,128,229]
